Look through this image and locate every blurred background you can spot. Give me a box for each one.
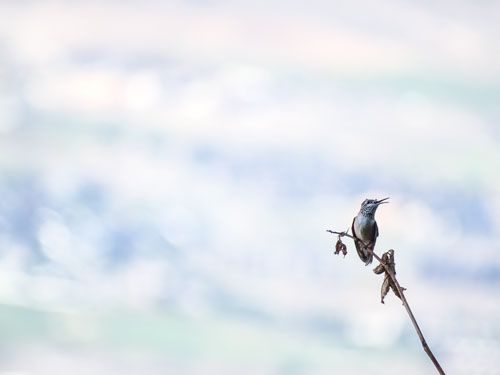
[0,0,499,374]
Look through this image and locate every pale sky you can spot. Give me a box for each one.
[0,1,499,374]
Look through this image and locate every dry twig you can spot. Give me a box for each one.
[326,229,446,375]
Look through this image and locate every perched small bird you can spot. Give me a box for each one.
[351,197,389,265]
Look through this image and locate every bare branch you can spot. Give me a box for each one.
[327,229,446,375]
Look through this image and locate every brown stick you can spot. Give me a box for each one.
[327,230,446,375]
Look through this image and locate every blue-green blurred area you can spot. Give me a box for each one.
[0,0,500,374]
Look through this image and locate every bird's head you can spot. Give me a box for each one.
[360,197,389,216]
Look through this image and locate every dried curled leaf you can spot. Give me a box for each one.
[373,249,406,303]
[334,238,347,256]
[373,262,385,275]
[380,276,391,303]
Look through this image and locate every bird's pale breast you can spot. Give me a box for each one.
[354,214,376,242]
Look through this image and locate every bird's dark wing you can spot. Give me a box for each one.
[375,220,379,240]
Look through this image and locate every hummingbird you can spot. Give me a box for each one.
[351,197,389,265]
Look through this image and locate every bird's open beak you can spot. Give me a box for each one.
[375,197,390,205]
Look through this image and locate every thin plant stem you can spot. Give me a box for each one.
[327,230,446,375]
